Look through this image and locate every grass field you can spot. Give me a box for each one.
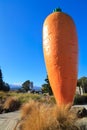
[1,91,87,130]
[0,91,55,104]
[0,91,56,113]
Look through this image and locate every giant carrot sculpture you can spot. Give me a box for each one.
[43,8,78,106]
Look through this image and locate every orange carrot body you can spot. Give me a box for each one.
[43,11,78,106]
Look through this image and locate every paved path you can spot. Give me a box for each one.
[0,111,20,130]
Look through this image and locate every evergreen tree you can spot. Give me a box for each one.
[0,68,3,90]
[0,68,10,91]
[3,82,10,91]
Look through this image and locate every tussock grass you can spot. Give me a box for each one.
[3,97,21,112]
[20,100,40,119]
[18,100,79,130]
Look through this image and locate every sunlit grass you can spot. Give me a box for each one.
[0,91,10,99]
[0,91,56,105]
[19,100,79,130]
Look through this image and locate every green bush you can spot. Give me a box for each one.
[74,94,87,105]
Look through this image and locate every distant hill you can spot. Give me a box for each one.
[33,86,41,91]
[10,84,41,91]
[10,84,22,90]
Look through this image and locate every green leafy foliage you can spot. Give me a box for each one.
[42,75,53,95]
[0,68,3,90]
[22,80,31,92]
[77,77,87,93]
[0,68,10,91]
[74,94,87,105]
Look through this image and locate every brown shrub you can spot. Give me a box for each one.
[17,100,80,130]
[3,97,21,112]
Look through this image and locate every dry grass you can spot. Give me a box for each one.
[0,91,56,105]
[3,97,21,112]
[20,100,40,119]
[17,100,80,130]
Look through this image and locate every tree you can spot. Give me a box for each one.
[0,68,4,90]
[77,79,82,95]
[3,82,10,91]
[0,68,10,91]
[42,75,53,95]
[22,80,31,92]
[77,77,87,93]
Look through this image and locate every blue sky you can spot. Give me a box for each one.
[0,0,87,86]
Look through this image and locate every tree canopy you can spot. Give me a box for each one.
[22,80,31,92]
[42,75,87,96]
[77,77,87,93]
[0,68,3,90]
[0,68,10,91]
[42,75,53,95]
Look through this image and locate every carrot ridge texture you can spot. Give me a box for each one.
[43,11,78,106]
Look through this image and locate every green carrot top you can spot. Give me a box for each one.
[53,8,62,12]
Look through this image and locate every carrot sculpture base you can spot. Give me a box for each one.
[43,8,78,106]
